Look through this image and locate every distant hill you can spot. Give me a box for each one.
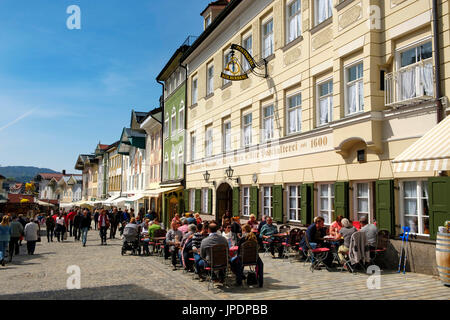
[0,166,59,183]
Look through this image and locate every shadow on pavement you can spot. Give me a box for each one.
[0,284,169,300]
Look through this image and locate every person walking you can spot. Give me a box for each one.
[98,210,110,245]
[0,216,11,266]
[9,216,23,261]
[17,214,27,246]
[110,207,120,239]
[93,209,99,230]
[45,213,55,242]
[73,210,83,241]
[80,210,91,247]
[24,219,39,255]
[55,214,65,242]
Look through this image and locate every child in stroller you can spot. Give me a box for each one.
[121,219,141,256]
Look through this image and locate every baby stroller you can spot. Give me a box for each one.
[121,223,141,256]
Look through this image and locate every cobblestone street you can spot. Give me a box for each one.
[0,227,449,300]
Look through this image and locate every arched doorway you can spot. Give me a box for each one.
[168,196,179,223]
[216,182,232,223]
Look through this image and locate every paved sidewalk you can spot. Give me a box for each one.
[0,227,448,300]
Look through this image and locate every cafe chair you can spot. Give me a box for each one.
[205,244,230,291]
[370,230,390,267]
[347,231,370,273]
[303,233,330,272]
[281,228,302,262]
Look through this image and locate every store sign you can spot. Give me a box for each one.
[189,133,333,173]
[220,44,267,81]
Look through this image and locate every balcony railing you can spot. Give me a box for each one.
[385,60,435,107]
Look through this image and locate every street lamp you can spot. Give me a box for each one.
[225,166,234,179]
[203,171,210,183]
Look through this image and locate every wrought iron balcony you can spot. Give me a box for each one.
[385,60,435,107]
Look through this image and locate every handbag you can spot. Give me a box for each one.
[246,271,258,286]
[37,236,41,242]
[63,232,68,240]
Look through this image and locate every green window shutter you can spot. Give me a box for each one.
[334,182,349,220]
[375,180,395,236]
[208,189,212,214]
[184,189,189,212]
[250,186,259,217]
[273,185,283,223]
[300,184,314,225]
[428,177,450,240]
[232,187,240,216]
[195,189,201,212]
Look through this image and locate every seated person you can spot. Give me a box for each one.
[247,214,258,229]
[194,213,202,225]
[196,223,228,280]
[230,216,242,244]
[179,224,197,270]
[299,216,327,252]
[165,221,183,271]
[178,219,189,234]
[359,215,378,249]
[186,213,197,225]
[221,224,233,247]
[259,217,284,258]
[230,224,263,286]
[329,215,344,238]
[338,218,357,266]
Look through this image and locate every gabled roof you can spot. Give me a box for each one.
[181,0,242,63]
[74,154,97,170]
[37,173,64,181]
[200,0,230,16]
[130,110,149,129]
[118,127,147,154]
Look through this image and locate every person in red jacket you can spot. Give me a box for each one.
[98,210,110,245]
[67,210,76,237]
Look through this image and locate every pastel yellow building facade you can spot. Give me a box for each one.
[182,0,450,273]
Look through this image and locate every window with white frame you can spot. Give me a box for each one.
[190,189,195,211]
[287,93,302,134]
[223,50,233,85]
[262,18,274,59]
[171,110,176,135]
[202,188,208,214]
[242,186,250,216]
[164,153,168,180]
[164,114,169,139]
[179,101,185,131]
[288,185,301,221]
[346,62,364,115]
[207,63,214,95]
[401,180,429,236]
[178,147,183,178]
[315,0,332,26]
[398,41,434,101]
[243,112,252,147]
[287,0,301,44]
[205,14,212,29]
[262,186,273,217]
[192,77,198,105]
[317,79,333,126]
[190,133,196,161]
[205,126,213,157]
[223,120,231,152]
[262,104,274,142]
[318,183,334,225]
[355,182,371,222]
[242,34,252,71]
[170,150,175,180]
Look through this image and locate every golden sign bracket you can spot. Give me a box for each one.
[219,44,268,81]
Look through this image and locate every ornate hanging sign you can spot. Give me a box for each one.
[220,44,268,81]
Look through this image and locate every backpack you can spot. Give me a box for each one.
[246,271,258,286]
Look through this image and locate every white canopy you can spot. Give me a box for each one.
[125,194,145,202]
[392,115,450,173]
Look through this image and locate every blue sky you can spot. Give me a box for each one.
[0,0,211,172]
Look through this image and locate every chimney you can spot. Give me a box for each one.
[62,170,66,175]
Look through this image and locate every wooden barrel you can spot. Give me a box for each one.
[436,232,450,286]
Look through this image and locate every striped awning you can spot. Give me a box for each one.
[392,115,450,173]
